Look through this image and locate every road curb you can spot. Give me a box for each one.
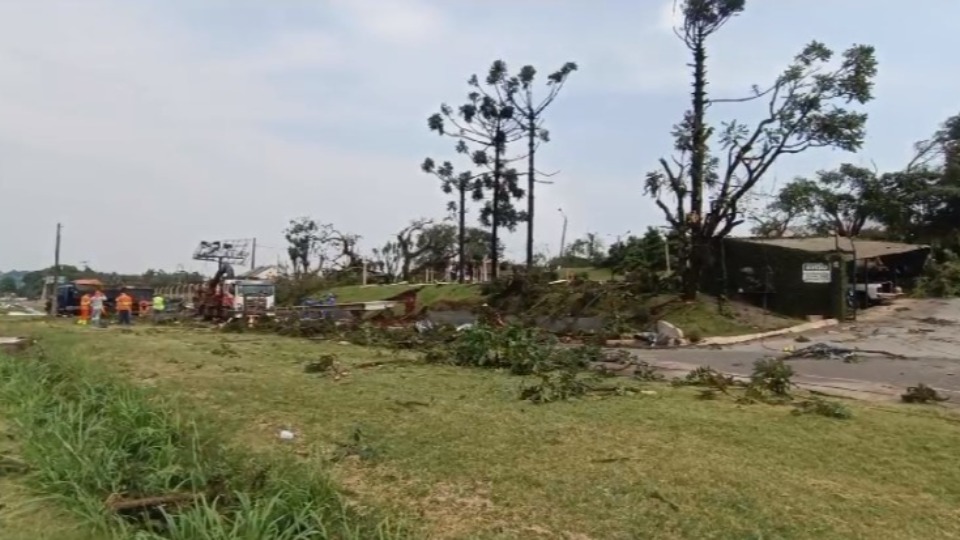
[696,318,839,347]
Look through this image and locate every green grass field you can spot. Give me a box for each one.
[3,318,960,539]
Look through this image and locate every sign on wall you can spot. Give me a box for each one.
[801,262,832,284]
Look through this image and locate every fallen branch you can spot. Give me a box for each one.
[780,342,905,361]
[105,493,199,513]
[354,359,419,369]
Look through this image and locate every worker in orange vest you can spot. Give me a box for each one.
[78,293,92,325]
[116,288,134,326]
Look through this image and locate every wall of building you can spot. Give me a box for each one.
[714,240,839,319]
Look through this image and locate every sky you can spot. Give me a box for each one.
[0,0,956,274]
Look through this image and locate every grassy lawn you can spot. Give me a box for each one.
[3,318,960,539]
[655,296,801,338]
[328,283,483,308]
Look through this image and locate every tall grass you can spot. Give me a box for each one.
[0,343,407,540]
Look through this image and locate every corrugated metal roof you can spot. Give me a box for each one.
[727,237,929,260]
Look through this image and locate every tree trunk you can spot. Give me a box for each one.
[525,116,535,269]
[458,184,466,283]
[682,235,704,301]
[491,140,502,280]
[683,32,709,301]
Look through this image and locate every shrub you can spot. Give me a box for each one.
[901,383,949,404]
[682,366,736,393]
[750,358,794,397]
[914,250,960,298]
[444,323,560,375]
[686,328,703,343]
[792,398,853,419]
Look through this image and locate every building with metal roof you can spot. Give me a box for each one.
[714,236,930,319]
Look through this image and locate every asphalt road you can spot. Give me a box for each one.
[629,298,960,401]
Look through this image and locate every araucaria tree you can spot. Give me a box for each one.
[493,62,578,268]
[426,61,526,279]
[421,159,480,282]
[645,0,878,299]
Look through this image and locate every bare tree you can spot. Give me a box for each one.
[371,242,401,281]
[392,219,437,281]
[645,0,878,299]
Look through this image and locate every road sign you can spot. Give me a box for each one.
[801,262,831,284]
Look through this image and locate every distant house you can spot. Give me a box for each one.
[714,237,930,319]
[240,265,281,281]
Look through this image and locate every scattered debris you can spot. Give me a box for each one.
[794,335,811,343]
[0,337,32,354]
[901,384,950,404]
[792,398,852,419]
[331,426,376,462]
[633,331,658,345]
[392,399,432,409]
[278,429,296,441]
[680,366,737,393]
[303,354,347,379]
[210,342,239,358]
[0,302,43,317]
[915,317,956,326]
[655,320,687,347]
[647,490,680,512]
[590,456,633,464]
[632,361,664,382]
[414,319,435,333]
[781,342,905,362]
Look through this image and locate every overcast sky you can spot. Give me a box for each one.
[0,0,955,274]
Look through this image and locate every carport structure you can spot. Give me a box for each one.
[719,236,930,319]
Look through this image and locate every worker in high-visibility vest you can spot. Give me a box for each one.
[151,293,165,323]
[78,293,92,325]
[116,289,134,326]
[90,290,106,327]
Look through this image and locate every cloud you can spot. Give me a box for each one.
[1,0,933,273]
[332,0,447,46]
[657,0,684,33]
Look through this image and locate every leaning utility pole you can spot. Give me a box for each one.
[49,222,62,316]
[557,208,568,260]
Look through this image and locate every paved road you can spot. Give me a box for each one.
[630,298,960,401]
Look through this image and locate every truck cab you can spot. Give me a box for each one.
[221,279,276,317]
[54,279,104,316]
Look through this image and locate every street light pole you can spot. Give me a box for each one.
[50,223,62,316]
[657,225,672,274]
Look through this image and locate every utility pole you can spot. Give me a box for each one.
[250,238,257,271]
[658,226,672,274]
[50,223,62,316]
[558,208,568,260]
